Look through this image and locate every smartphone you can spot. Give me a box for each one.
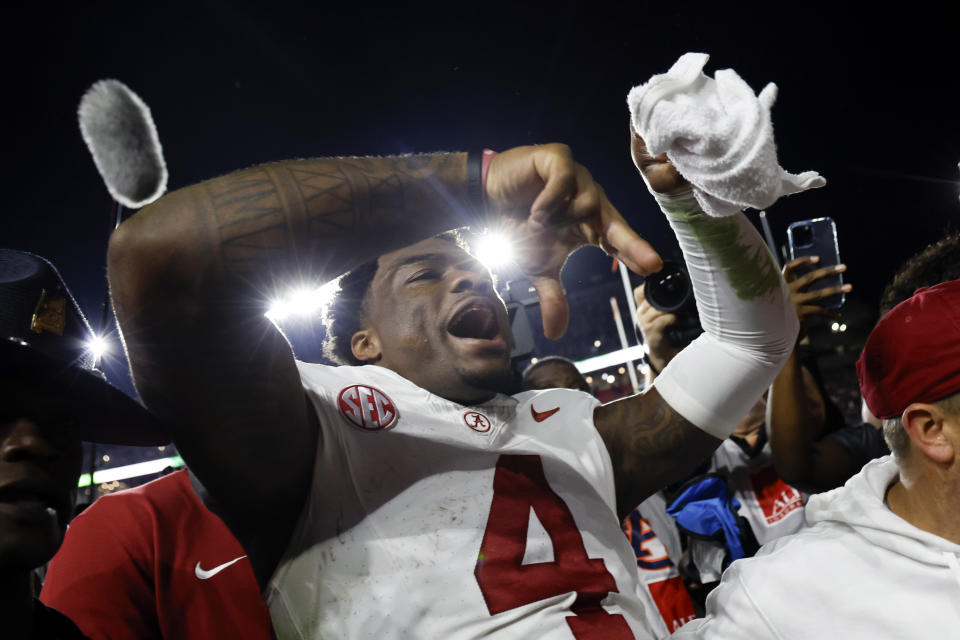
[786,217,844,308]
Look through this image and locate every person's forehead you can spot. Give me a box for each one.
[374,237,480,283]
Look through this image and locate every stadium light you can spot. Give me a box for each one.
[266,281,339,322]
[77,455,185,488]
[575,345,646,374]
[472,230,515,271]
[831,322,841,332]
[86,335,109,360]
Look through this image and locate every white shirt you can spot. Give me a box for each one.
[672,456,960,639]
[266,362,658,639]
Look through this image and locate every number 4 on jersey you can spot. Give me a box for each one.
[474,455,634,639]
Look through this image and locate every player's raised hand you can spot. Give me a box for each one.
[629,123,691,196]
[782,256,853,336]
[484,143,662,339]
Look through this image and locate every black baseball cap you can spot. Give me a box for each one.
[1,249,168,445]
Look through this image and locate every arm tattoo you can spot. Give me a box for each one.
[625,401,691,469]
[208,169,288,273]
[205,154,464,276]
[597,390,720,515]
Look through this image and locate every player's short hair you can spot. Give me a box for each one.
[879,231,960,316]
[322,259,379,366]
[322,230,468,366]
[882,390,960,459]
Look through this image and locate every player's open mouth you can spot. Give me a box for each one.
[447,301,500,341]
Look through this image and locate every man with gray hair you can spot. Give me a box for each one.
[672,279,960,638]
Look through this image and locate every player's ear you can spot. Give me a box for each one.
[350,328,382,363]
[902,403,955,465]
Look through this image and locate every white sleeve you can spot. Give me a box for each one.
[650,189,798,439]
[669,560,786,640]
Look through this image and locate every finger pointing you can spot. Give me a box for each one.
[529,275,570,340]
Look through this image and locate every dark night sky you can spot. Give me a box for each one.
[5,1,958,397]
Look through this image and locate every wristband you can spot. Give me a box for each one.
[481,149,497,198]
[467,151,484,211]
[467,149,497,229]
[643,352,661,376]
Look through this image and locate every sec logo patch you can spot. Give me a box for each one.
[338,385,399,431]
[463,411,491,433]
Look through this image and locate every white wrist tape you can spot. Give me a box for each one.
[650,189,798,440]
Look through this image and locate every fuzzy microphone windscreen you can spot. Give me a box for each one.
[78,79,168,209]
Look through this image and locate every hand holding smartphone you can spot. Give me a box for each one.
[786,217,846,309]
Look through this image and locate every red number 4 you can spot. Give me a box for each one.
[474,455,634,638]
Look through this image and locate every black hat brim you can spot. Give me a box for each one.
[1,339,169,446]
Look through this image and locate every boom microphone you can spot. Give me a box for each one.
[78,79,168,209]
[77,80,170,494]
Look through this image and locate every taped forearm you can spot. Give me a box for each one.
[651,189,798,439]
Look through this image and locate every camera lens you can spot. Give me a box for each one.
[637,260,703,349]
[644,261,693,312]
[790,224,814,249]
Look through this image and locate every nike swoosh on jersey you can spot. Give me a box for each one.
[194,555,247,580]
[530,404,561,422]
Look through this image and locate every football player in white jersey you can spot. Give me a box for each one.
[108,133,798,638]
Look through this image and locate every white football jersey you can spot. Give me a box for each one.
[265,362,657,639]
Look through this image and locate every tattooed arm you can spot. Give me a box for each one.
[107,146,660,583]
[595,389,719,519]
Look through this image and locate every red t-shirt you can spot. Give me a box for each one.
[40,470,275,639]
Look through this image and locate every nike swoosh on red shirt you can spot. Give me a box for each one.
[194,555,247,580]
[531,404,561,422]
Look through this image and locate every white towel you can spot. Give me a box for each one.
[627,52,825,217]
